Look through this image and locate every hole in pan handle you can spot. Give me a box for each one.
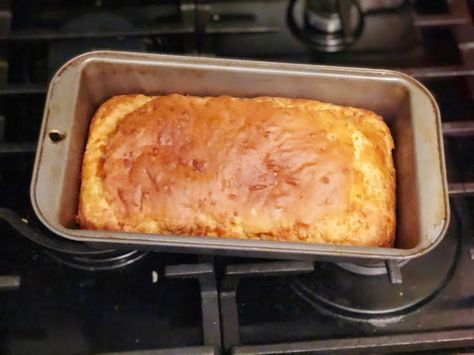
[48,129,66,143]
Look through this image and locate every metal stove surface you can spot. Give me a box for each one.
[0,1,474,354]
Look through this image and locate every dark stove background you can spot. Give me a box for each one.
[0,1,473,354]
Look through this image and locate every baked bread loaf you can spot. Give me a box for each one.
[78,94,395,247]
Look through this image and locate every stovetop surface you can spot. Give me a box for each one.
[0,1,474,354]
[0,197,473,354]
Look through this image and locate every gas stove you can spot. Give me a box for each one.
[0,1,473,354]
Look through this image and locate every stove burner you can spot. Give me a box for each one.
[287,0,364,53]
[291,222,459,320]
[305,0,345,34]
[336,260,409,276]
[44,249,148,271]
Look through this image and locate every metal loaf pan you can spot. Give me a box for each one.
[31,51,449,262]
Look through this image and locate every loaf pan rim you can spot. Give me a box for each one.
[30,50,450,260]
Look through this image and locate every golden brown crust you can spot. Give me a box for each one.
[78,94,395,247]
